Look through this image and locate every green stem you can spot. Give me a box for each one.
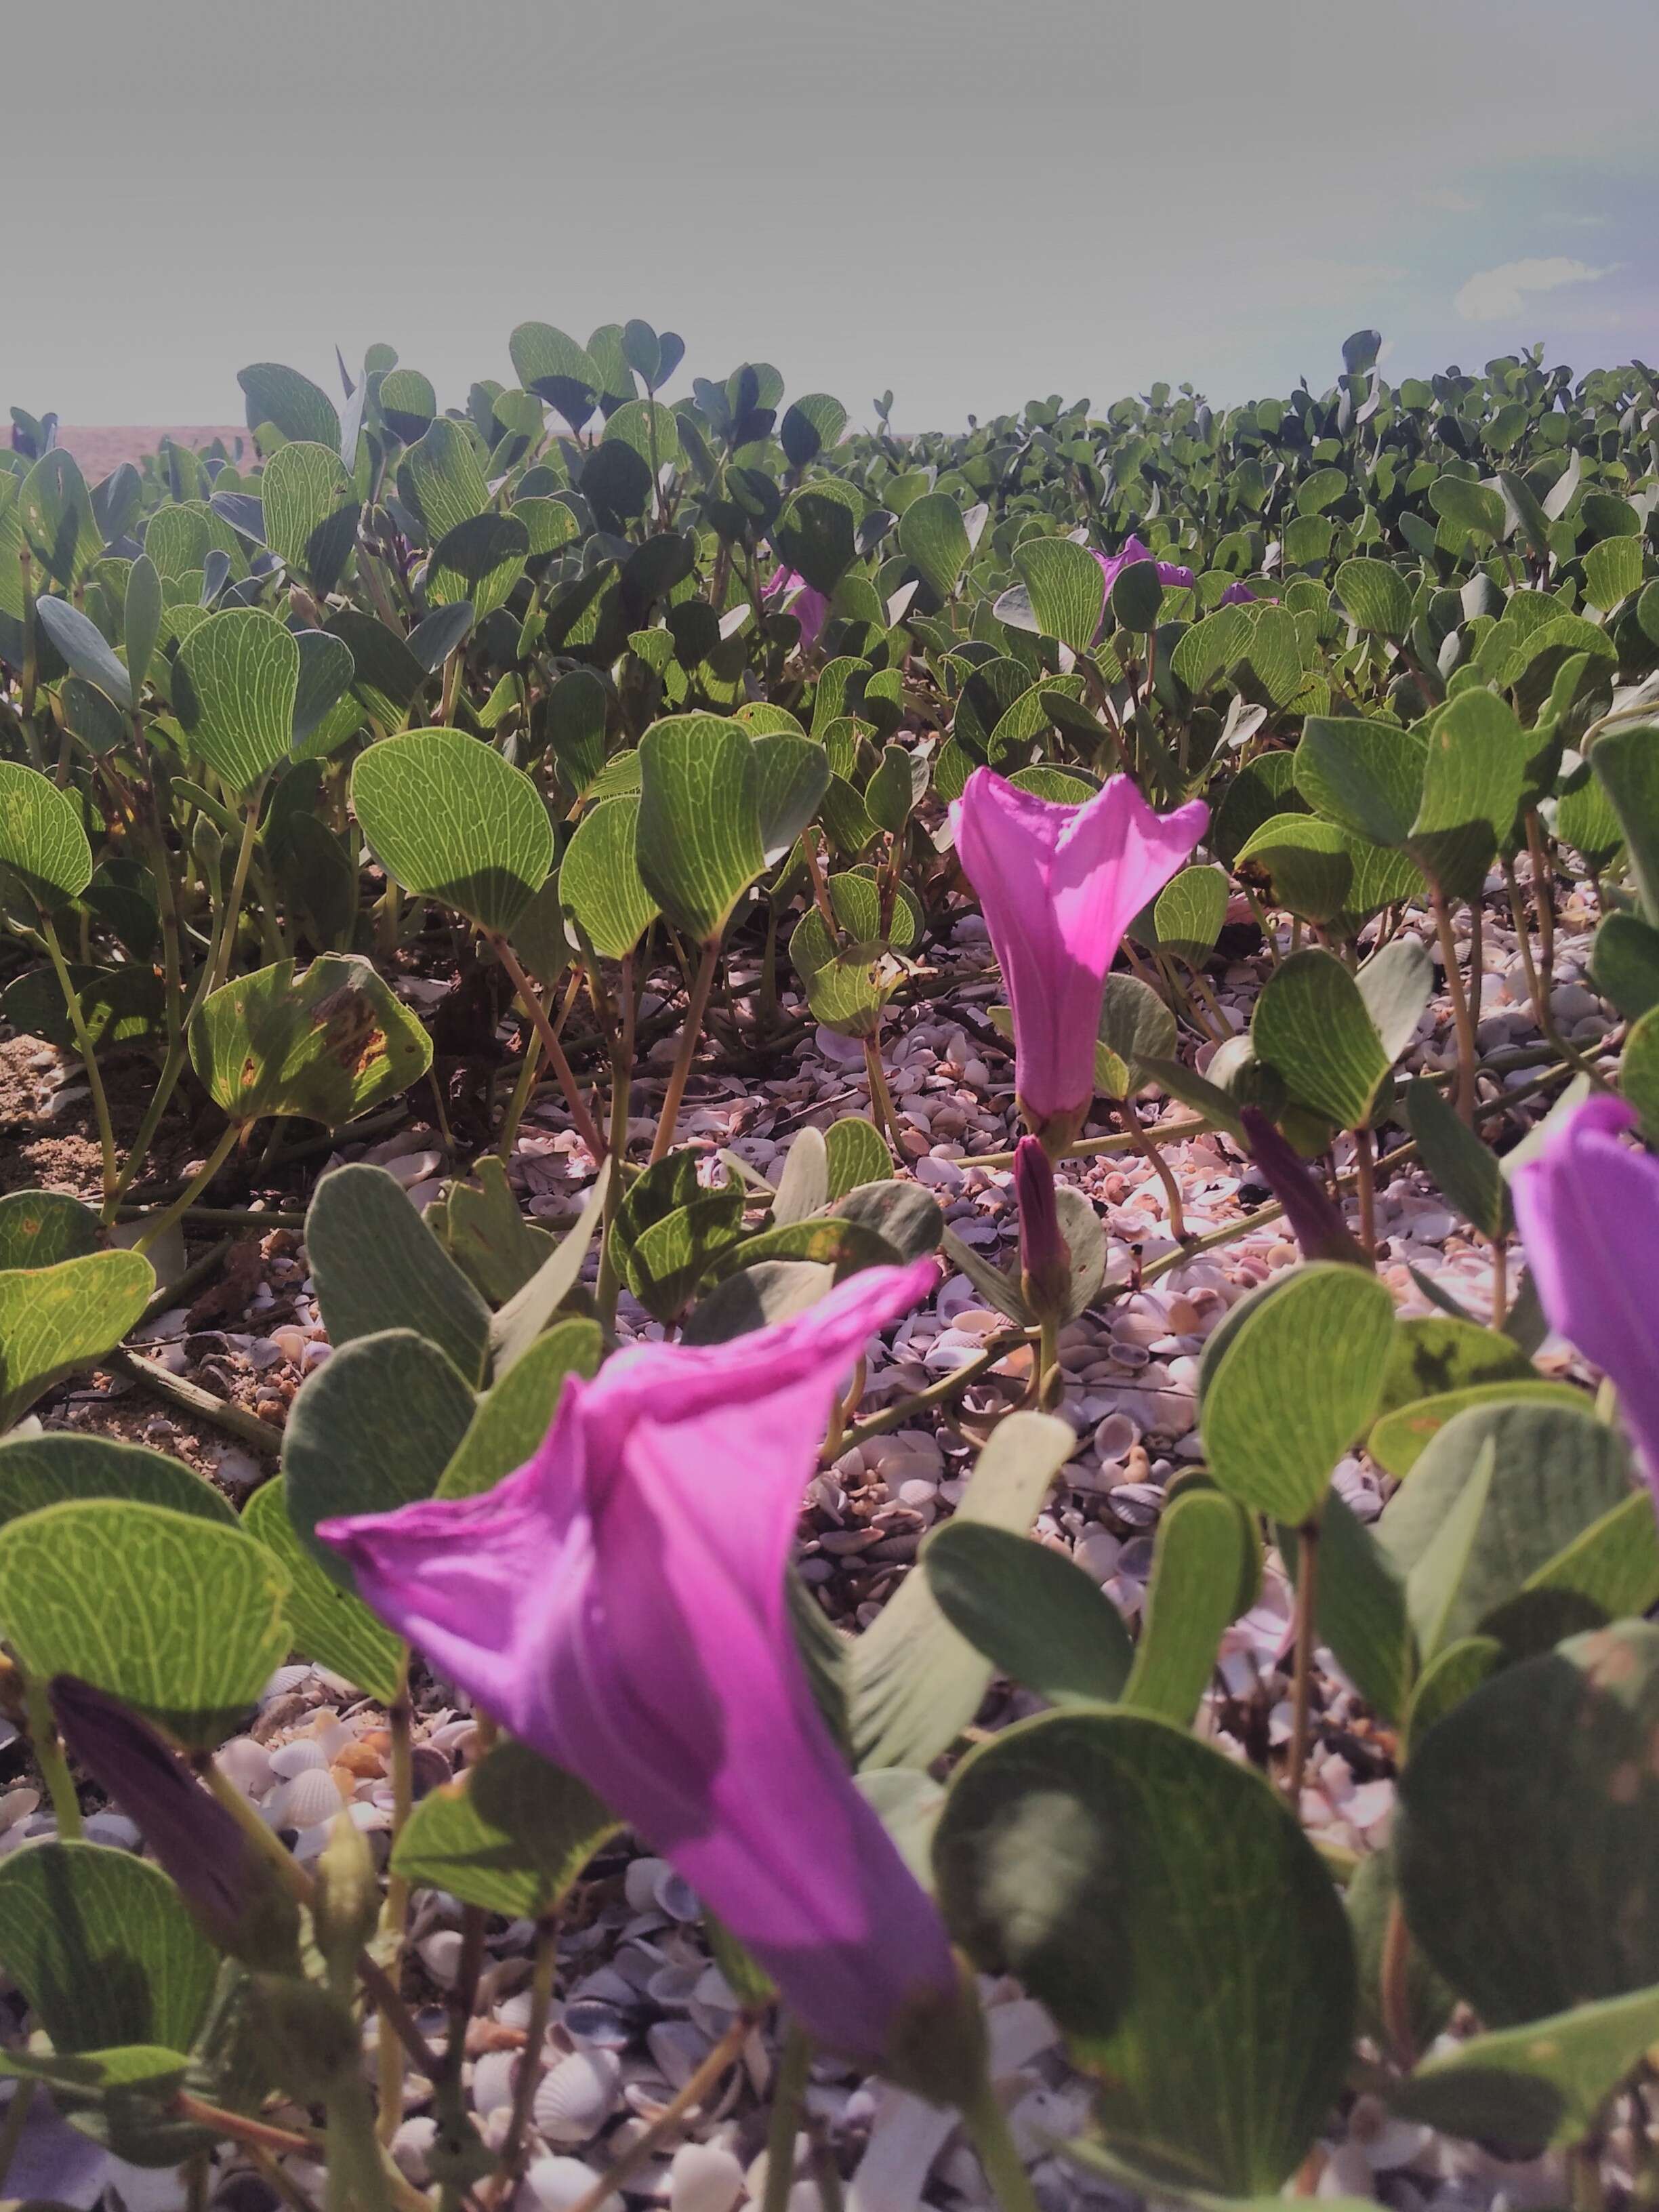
[487,1910,560,2205]
[490,937,607,1162]
[863,1029,903,1156]
[38,915,119,1208]
[326,2078,393,2212]
[1429,885,1477,1123]
[1124,1094,1187,1240]
[23,1676,82,1839]
[960,2076,1042,2212]
[212,785,266,991]
[1036,1309,1061,1412]
[762,2023,813,2212]
[596,956,634,1332]
[375,1679,415,2144]
[1286,1516,1322,1805]
[649,938,720,1166]
[133,1122,241,1256]
[495,1027,544,1165]
[107,1038,187,1220]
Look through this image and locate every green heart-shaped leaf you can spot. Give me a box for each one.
[924,1521,1134,1706]
[558,795,659,960]
[934,1708,1355,2195]
[306,1162,493,1384]
[392,1740,618,1919]
[0,1434,237,1530]
[1398,1622,1659,2023]
[260,441,361,596]
[34,594,133,710]
[0,1500,290,1743]
[283,1328,477,1586]
[635,714,764,945]
[0,760,94,907]
[190,954,432,1131]
[1122,1487,1257,1727]
[1336,556,1413,638]
[1252,947,1392,1129]
[242,1480,407,1703]
[351,726,554,937]
[0,1189,100,1271]
[1198,1263,1396,1523]
[176,608,300,795]
[1012,537,1105,653]
[0,1249,154,1430]
[0,1841,216,2053]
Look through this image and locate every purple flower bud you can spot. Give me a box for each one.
[1014,1137,1071,1315]
[50,1677,301,1971]
[1238,1108,1368,1268]
[1218,581,1256,606]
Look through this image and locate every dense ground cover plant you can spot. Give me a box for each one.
[2,323,1659,2209]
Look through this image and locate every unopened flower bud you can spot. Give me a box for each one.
[1015,1136,1072,1319]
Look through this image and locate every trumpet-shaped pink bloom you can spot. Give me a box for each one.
[1094,534,1195,607]
[953,767,1208,1138]
[319,1260,956,2058]
[762,563,831,653]
[1511,1094,1659,1501]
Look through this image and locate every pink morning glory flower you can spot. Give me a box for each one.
[953,767,1208,1143]
[1511,1093,1659,1503]
[1094,535,1195,608]
[319,1259,956,2058]
[761,564,831,654]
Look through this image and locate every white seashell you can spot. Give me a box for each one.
[623,1856,670,1914]
[470,2047,518,2117]
[653,1866,697,1921]
[261,1663,313,1700]
[390,2115,438,2184]
[265,1769,344,1830]
[646,2020,710,2091]
[419,1930,467,1986]
[533,2048,623,2144]
[268,1738,330,1778]
[668,2142,745,2212]
[523,2155,619,2211]
[692,1965,739,2014]
[81,1811,140,1851]
[0,1788,40,1835]
[645,1963,700,2011]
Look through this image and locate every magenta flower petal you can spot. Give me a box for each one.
[762,564,830,653]
[1511,1094,1659,1498]
[319,1258,954,2057]
[1218,581,1257,607]
[1092,537,1193,630]
[951,767,1208,1136]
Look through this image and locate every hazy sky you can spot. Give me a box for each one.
[5,0,1658,432]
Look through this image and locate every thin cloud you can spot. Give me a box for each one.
[1420,187,1481,213]
[1454,255,1616,321]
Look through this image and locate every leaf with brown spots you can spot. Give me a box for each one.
[188,955,432,1132]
